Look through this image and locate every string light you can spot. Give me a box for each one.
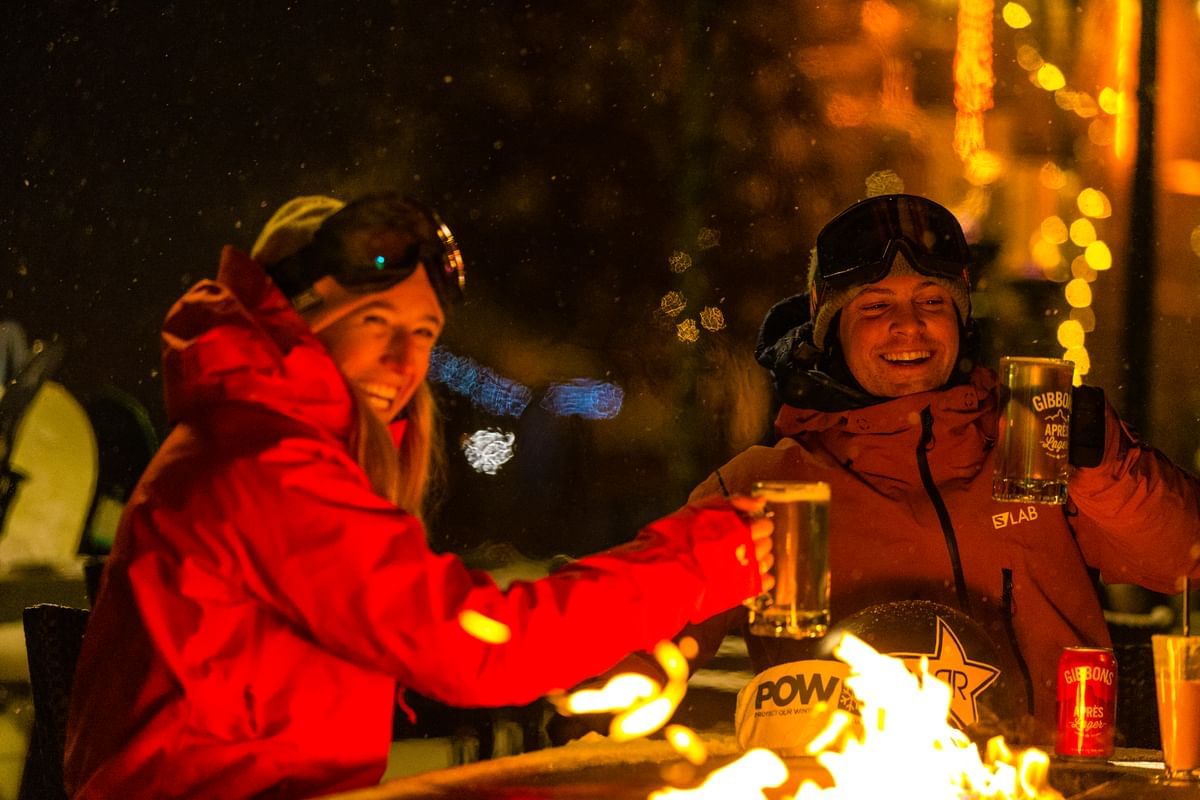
[953,0,995,162]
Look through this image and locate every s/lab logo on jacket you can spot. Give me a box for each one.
[735,659,850,756]
[992,505,1038,529]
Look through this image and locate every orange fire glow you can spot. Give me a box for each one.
[644,634,1062,800]
[554,640,691,742]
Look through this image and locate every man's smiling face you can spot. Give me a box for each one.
[837,256,960,398]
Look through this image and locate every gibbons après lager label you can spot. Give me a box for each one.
[993,357,1074,505]
[1055,646,1116,759]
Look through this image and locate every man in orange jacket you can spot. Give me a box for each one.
[618,193,1200,744]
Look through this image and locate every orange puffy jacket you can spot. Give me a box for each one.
[690,369,1200,730]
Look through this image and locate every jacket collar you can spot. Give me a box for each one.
[774,367,997,439]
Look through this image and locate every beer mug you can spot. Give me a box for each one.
[744,481,830,639]
[992,356,1073,505]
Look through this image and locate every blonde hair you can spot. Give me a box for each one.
[351,382,444,525]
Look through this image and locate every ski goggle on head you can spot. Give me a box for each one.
[269,192,466,312]
[810,194,971,318]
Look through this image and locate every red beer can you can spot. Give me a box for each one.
[1055,646,1117,758]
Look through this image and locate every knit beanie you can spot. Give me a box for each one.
[251,195,346,266]
[807,247,972,351]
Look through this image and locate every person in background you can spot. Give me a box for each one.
[623,193,1200,743]
[64,191,773,799]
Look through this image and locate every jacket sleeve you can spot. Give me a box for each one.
[1067,400,1200,593]
[232,437,763,709]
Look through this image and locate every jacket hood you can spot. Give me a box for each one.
[161,246,358,443]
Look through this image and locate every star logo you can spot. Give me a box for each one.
[891,617,1001,728]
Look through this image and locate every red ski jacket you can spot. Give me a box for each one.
[64,248,761,799]
[691,368,1200,730]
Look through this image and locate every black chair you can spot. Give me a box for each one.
[18,604,90,800]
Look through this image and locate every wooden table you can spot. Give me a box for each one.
[323,739,1188,799]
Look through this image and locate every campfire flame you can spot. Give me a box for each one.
[554,640,690,742]
[649,749,789,799]
[665,724,709,766]
[791,634,1062,799]
[642,634,1062,800]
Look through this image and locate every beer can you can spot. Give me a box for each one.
[1055,646,1117,759]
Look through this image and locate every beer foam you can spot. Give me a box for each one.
[751,481,831,502]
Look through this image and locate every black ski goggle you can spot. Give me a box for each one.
[269,192,466,311]
[811,194,971,316]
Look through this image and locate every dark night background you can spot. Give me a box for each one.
[5,1,1198,562]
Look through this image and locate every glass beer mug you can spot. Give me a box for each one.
[744,481,831,639]
[992,356,1074,505]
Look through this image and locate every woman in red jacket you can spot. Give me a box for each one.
[64,192,773,799]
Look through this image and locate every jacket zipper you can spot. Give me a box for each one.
[1001,567,1036,714]
[916,406,970,613]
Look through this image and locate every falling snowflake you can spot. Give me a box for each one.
[699,306,726,332]
[668,250,693,273]
[659,290,687,317]
[866,169,905,197]
[696,228,721,250]
[462,429,516,475]
[676,319,699,343]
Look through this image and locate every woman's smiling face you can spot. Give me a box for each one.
[307,265,445,422]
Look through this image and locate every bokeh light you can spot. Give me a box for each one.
[1070,255,1097,282]
[1041,216,1069,245]
[463,429,516,475]
[676,319,699,343]
[1057,320,1086,349]
[1036,64,1066,91]
[540,379,624,420]
[668,251,693,273]
[429,348,533,417]
[1084,240,1113,271]
[1016,45,1044,71]
[1065,278,1093,308]
[660,291,687,317]
[1098,87,1120,114]
[1031,236,1061,271]
[699,306,726,332]
[1190,225,1200,257]
[1063,346,1091,379]
[1069,218,1097,246]
[1077,188,1113,218]
[1002,2,1032,28]
[1088,118,1115,146]
[1070,307,1097,332]
[696,228,721,250]
[1038,162,1067,190]
[866,169,906,196]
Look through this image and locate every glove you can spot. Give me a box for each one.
[1069,385,1106,468]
